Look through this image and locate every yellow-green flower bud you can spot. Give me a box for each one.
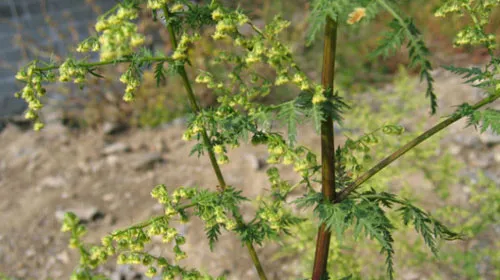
[130,34,145,47]
[145,267,157,278]
[225,219,237,230]
[165,206,177,217]
[15,71,27,81]
[217,154,229,165]
[213,145,224,154]
[211,8,224,21]
[101,236,113,247]
[312,92,327,104]
[34,121,45,131]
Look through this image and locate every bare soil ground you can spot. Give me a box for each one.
[1,72,499,279]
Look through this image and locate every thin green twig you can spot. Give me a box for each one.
[33,56,173,72]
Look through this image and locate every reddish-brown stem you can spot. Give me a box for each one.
[311,16,338,280]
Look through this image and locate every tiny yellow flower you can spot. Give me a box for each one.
[170,4,184,13]
[213,145,224,154]
[15,71,27,81]
[130,34,145,47]
[34,121,45,131]
[211,8,224,21]
[312,92,327,104]
[347,7,366,25]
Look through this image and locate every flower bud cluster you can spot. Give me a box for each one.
[16,63,56,130]
[454,27,496,49]
[172,33,200,61]
[95,6,145,60]
[76,37,100,53]
[170,3,185,13]
[147,0,170,10]
[434,2,463,17]
[258,202,286,231]
[211,8,248,40]
[120,65,141,101]
[181,118,205,141]
[60,212,88,255]
[62,205,198,279]
[266,137,317,177]
[312,85,327,104]
[435,0,500,50]
[59,58,87,84]
[200,205,237,230]
[213,144,230,165]
[151,185,197,218]
[264,15,290,38]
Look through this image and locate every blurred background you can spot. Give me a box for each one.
[0,0,499,279]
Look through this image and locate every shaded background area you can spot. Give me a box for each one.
[0,0,117,117]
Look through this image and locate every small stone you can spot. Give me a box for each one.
[154,137,169,153]
[447,144,462,155]
[50,270,64,279]
[494,151,500,164]
[106,155,119,167]
[102,214,117,226]
[102,142,131,156]
[0,200,10,211]
[149,246,162,256]
[16,268,28,278]
[172,117,187,126]
[131,152,164,171]
[244,154,266,171]
[110,271,122,280]
[468,152,492,168]
[56,251,70,264]
[453,134,481,148]
[55,206,103,223]
[102,122,128,135]
[102,193,115,201]
[37,176,67,189]
[479,129,500,145]
[401,271,421,280]
[43,236,53,246]
[151,203,163,213]
[25,248,36,258]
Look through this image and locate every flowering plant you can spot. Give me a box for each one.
[14,0,500,279]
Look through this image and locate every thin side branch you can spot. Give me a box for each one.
[33,56,173,72]
[337,92,500,202]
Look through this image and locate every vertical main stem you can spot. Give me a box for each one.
[311,16,338,280]
[162,7,267,280]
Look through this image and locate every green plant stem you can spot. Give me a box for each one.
[311,16,338,280]
[163,7,226,189]
[163,7,268,280]
[337,92,500,202]
[33,56,173,72]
